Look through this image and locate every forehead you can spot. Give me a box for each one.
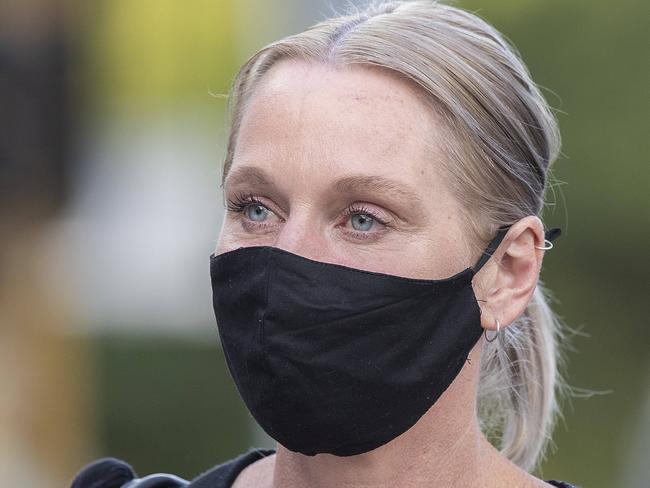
[232,59,449,195]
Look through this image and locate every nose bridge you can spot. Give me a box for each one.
[273,204,327,261]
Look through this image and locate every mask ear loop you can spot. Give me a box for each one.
[471,225,512,274]
[472,225,562,274]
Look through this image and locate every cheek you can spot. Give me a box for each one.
[399,233,467,280]
[214,228,235,255]
[333,233,463,281]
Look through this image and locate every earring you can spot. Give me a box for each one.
[534,239,554,250]
[484,318,501,343]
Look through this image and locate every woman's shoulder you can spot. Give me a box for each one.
[70,447,276,488]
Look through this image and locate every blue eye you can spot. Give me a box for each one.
[350,213,375,231]
[246,204,269,222]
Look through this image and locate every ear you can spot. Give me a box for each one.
[478,216,546,331]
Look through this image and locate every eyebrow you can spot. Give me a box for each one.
[223,166,271,189]
[223,165,426,208]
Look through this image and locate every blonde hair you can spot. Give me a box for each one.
[220,0,564,472]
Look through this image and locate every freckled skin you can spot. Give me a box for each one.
[217,59,470,279]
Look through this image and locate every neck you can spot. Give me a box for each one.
[270,346,505,488]
[273,419,487,488]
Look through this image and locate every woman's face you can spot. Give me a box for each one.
[216,59,475,280]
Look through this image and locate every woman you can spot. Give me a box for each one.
[72,1,578,487]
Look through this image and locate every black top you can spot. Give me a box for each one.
[71,447,579,487]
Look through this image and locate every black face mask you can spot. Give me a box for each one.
[209,225,561,457]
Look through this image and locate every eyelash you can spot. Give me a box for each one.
[225,192,267,214]
[225,192,391,240]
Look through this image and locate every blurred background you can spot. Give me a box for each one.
[0,0,647,487]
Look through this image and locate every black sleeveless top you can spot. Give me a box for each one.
[71,447,579,487]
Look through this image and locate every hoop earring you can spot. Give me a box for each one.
[484,318,501,343]
[534,239,554,250]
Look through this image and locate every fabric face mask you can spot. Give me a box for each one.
[209,225,561,457]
